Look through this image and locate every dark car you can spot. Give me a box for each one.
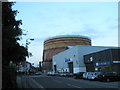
[117,73,120,81]
[74,72,85,79]
[66,73,73,77]
[98,72,119,82]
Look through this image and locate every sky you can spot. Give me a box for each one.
[12,1,118,67]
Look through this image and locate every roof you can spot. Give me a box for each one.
[44,35,91,41]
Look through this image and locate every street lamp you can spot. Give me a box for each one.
[25,38,34,75]
[26,38,34,49]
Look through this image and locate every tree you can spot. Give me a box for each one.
[2,2,28,66]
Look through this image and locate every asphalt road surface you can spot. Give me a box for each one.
[18,75,120,89]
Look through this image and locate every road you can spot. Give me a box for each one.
[17,75,120,89]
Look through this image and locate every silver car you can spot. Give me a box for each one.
[89,72,101,80]
[83,72,90,80]
[87,72,94,80]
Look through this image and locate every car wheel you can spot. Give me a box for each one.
[106,78,110,82]
[99,79,103,82]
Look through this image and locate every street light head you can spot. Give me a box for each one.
[30,39,34,41]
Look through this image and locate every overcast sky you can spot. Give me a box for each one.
[12,2,118,67]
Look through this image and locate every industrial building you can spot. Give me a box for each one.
[52,45,116,74]
[84,48,120,73]
[42,35,91,72]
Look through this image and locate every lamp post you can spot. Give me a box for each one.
[25,38,34,75]
[26,38,34,49]
[24,38,34,88]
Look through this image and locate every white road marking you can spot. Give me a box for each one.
[67,83,82,88]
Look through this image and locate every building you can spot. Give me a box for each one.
[84,48,120,73]
[42,35,91,72]
[52,45,116,74]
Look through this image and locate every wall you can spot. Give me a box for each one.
[77,45,110,67]
[84,48,120,72]
[53,46,79,73]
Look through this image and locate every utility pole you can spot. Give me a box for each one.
[25,38,34,75]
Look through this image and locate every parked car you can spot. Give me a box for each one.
[47,72,50,76]
[51,72,56,76]
[83,72,91,80]
[54,72,59,76]
[35,71,42,75]
[47,71,54,76]
[117,73,120,81]
[59,72,68,77]
[87,72,101,80]
[82,72,87,79]
[66,73,73,77]
[98,72,119,82]
[50,72,60,76]
[62,73,67,77]
[59,73,64,77]
[87,72,94,80]
[74,72,85,79]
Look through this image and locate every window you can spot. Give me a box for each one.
[90,57,93,62]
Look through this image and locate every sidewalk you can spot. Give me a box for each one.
[16,75,23,88]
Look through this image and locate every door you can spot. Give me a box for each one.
[54,65,57,73]
[68,62,73,73]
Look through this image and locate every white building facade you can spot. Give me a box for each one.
[52,45,113,74]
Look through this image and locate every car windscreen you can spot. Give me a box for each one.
[105,72,118,75]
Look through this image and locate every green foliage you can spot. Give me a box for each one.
[2,2,28,65]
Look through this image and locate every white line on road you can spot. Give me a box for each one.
[67,83,82,88]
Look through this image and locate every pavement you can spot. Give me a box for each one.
[16,74,46,88]
[16,75,23,88]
